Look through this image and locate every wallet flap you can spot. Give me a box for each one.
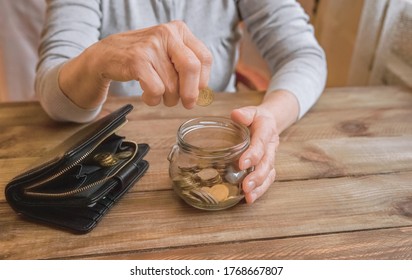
[7,104,133,187]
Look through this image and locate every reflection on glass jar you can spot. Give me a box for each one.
[167,117,251,210]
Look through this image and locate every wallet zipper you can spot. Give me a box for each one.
[23,140,137,198]
[15,120,129,181]
[21,123,137,198]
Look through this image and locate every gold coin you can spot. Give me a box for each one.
[178,162,199,173]
[196,87,214,106]
[190,189,218,205]
[227,184,240,197]
[196,168,219,181]
[115,150,133,159]
[93,152,112,163]
[182,190,203,203]
[209,184,229,202]
[93,152,119,167]
[99,157,119,167]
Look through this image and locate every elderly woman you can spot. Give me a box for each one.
[36,0,327,204]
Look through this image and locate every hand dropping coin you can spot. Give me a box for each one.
[196,87,214,106]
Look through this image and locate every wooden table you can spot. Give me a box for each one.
[1,86,412,260]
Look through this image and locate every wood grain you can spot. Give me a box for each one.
[1,171,412,259]
[1,135,411,201]
[90,226,412,260]
[1,86,412,260]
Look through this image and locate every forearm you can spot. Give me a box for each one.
[35,62,102,123]
[59,45,111,110]
[266,51,327,119]
[240,0,327,119]
[35,0,103,122]
[261,89,299,134]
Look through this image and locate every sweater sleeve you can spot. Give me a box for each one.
[35,0,103,123]
[238,0,327,119]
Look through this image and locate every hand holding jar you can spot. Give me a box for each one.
[231,89,300,204]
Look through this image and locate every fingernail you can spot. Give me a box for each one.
[246,180,255,192]
[243,158,252,169]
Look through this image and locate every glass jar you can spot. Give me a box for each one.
[167,117,251,210]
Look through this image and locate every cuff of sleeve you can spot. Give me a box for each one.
[267,71,325,119]
[38,62,102,123]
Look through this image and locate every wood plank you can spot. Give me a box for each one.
[2,135,412,202]
[1,171,412,259]
[0,92,260,126]
[1,87,411,127]
[0,125,84,159]
[281,108,412,142]
[103,87,412,119]
[0,102,53,125]
[314,86,412,110]
[89,226,412,260]
[276,136,412,180]
[1,107,411,161]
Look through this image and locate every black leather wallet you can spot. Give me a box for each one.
[5,104,149,233]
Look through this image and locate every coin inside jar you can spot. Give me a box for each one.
[227,183,240,197]
[196,168,219,181]
[168,117,251,210]
[208,184,229,202]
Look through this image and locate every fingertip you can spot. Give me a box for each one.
[182,100,196,109]
[240,158,252,171]
[245,192,257,204]
[230,108,243,122]
[141,93,162,106]
[180,87,198,109]
[231,107,256,127]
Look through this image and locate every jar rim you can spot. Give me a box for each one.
[177,116,250,157]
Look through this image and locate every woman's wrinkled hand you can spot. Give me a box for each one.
[231,105,280,204]
[60,20,212,109]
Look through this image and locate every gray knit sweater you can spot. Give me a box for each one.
[36,0,327,122]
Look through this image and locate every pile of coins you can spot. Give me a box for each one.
[172,163,246,209]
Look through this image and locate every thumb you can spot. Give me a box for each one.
[231,106,257,127]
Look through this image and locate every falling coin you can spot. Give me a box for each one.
[196,87,214,106]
